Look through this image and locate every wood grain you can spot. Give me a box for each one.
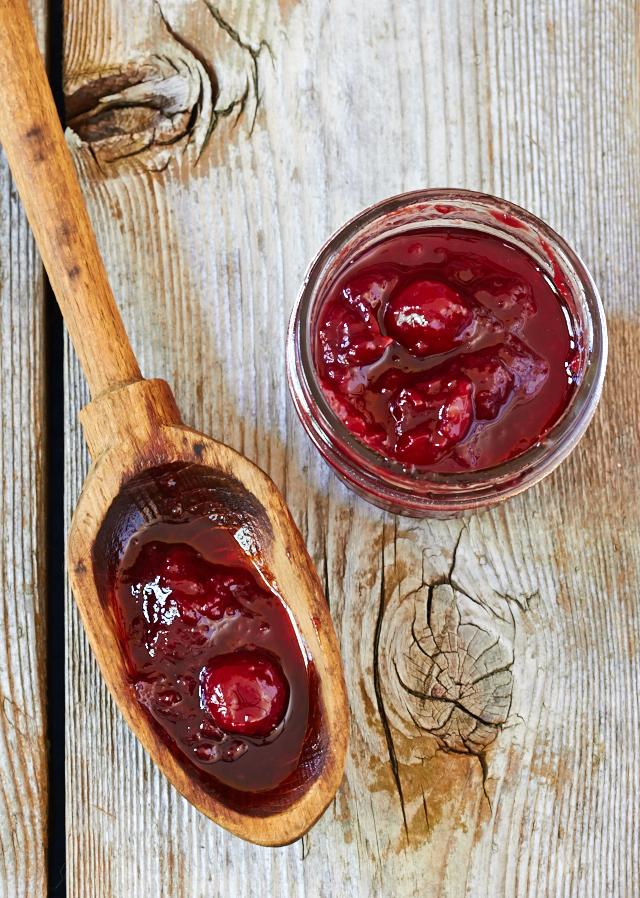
[63,0,640,895]
[0,1,48,895]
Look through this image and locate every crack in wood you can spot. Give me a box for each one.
[401,584,513,751]
[380,526,517,759]
[421,792,430,834]
[202,0,270,135]
[322,540,330,611]
[372,539,408,839]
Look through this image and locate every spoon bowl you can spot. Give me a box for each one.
[0,0,349,845]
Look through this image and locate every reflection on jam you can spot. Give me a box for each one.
[113,519,311,794]
[315,227,582,471]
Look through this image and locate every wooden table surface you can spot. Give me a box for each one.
[2,0,640,895]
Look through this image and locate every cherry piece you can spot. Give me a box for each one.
[317,270,395,392]
[383,278,475,357]
[456,350,515,421]
[318,299,391,369]
[202,650,289,737]
[341,269,397,311]
[474,275,536,319]
[390,377,473,465]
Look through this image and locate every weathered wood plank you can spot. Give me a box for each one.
[63,0,640,895]
[0,2,48,895]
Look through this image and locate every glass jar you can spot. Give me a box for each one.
[286,189,607,518]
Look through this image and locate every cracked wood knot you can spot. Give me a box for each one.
[369,523,525,830]
[393,582,514,754]
[63,4,267,169]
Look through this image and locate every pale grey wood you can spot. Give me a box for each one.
[63,0,640,895]
[0,2,48,894]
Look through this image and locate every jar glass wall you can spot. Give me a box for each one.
[286,190,607,518]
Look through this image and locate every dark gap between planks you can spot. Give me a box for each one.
[46,0,67,893]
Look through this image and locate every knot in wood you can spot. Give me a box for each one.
[65,57,207,166]
[63,4,267,171]
[394,583,513,754]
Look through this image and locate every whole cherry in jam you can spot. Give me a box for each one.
[201,650,289,737]
[383,278,475,357]
[315,227,581,472]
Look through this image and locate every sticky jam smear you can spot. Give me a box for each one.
[112,517,314,798]
[314,226,582,472]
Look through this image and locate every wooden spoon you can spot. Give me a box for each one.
[0,0,348,846]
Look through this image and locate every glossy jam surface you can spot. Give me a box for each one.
[113,517,312,795]
[314,227,581,472]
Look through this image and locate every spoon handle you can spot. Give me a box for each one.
[0,0,142,400]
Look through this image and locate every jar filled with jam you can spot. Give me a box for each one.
[287,190,607,517]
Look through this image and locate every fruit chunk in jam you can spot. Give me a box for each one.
[389,375,473,466]
[201,650,289,737]
[113,520,312,794]
[316,270,394,392]
[384,278,475,357]
[315,227,580,471]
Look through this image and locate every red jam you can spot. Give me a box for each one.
[314,226,581,471]
[112,517,313,796]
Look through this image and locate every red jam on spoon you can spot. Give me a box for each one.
[315,226,581,472]
[109,501,318,803]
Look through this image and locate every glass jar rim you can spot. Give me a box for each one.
[287,189,608,515]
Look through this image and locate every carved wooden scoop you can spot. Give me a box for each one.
[0,0,348,846]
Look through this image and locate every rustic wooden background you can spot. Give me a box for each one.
[2,0,640,895]
[0,1,48,895]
